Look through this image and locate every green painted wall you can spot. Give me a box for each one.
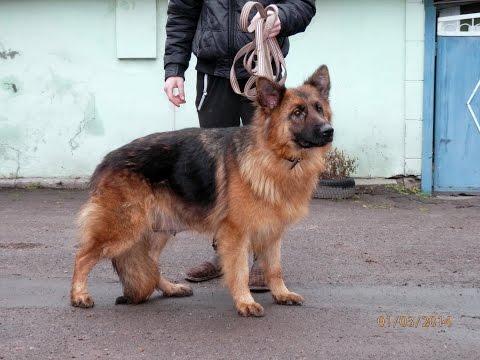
[0,0,424,179]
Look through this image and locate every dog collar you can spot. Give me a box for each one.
[286,157,302,170]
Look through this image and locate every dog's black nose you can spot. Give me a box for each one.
[314,123,334,139]
[320,124,334,138]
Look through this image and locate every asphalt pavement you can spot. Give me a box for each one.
[1,189,479,359]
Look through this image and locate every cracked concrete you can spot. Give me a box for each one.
[68,119,88,151]
[68,94,103,151]
[0,143,21,178]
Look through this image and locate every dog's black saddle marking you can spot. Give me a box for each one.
[91,128,240,208]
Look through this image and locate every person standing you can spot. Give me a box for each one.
[163,0,316,289]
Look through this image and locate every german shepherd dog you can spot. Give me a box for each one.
[70,65,334,317]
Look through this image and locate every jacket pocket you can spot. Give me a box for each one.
[193,29,217,59]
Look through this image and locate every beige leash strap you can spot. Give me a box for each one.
[230,1,287,101]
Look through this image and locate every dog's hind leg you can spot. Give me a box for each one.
[113,231,192,305]
[71,222,143,308]
[112,235,160,305]
[71,197,149,308]
[71,242,101,308]
[150,232,193,298]
[157,275,193,298]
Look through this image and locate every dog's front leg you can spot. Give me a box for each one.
[262,237,304,306]
[217,223,264,317]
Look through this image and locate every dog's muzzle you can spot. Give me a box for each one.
[295,123,334,148]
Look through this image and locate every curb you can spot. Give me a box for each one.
[0,177,403,190]
[0,177,90,190]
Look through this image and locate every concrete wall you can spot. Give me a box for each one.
[0,0,424,179]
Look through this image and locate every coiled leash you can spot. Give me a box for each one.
[230,1,287,101]
[230,2,301,170]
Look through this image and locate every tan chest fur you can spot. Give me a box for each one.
[225,148,325,236]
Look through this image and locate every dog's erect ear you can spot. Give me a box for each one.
[256,77,286,110]
[305,65,330,98]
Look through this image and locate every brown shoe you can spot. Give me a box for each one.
[185,256,222,283]
[249,260,269,293]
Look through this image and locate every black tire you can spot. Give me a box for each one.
[318,177,355,189]
[314,177,356,199]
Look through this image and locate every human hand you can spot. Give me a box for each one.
[252,10,282,39]
[164,76,186,107]
[267,9,281,38]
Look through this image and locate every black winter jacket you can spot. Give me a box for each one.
[164,0,316,80]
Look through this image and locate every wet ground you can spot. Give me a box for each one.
[1,189,479,359]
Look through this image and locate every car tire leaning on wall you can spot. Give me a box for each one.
[313,177,356,200]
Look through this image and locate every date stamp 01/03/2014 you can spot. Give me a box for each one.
[377,315,454,329]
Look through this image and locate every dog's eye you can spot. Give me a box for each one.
[316,103,323,114]
[293,107,304,118]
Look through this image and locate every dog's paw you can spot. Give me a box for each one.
[163,283,193,298]
[236,301,265,317]
[273,291,304,306]
[115,295,133,305]
[71,293,95,308]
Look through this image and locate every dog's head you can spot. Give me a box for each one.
[255,65,333,156]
